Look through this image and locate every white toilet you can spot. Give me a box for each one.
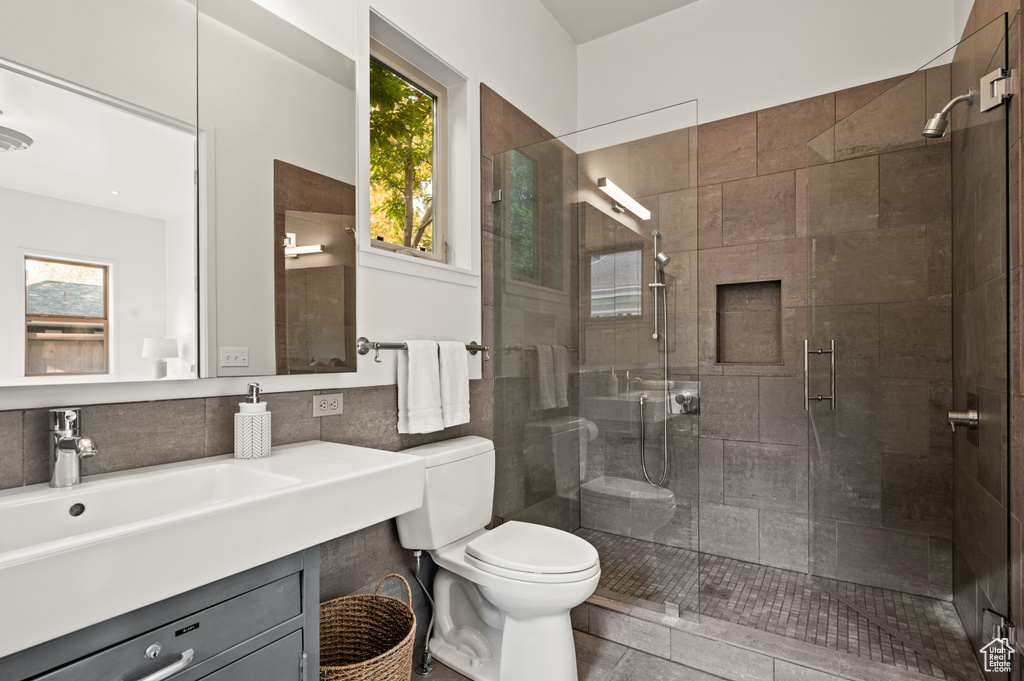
[396,436,600,681]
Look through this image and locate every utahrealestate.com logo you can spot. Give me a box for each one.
[980,636,1014,673]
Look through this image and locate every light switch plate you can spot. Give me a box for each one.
[220,347,249,367]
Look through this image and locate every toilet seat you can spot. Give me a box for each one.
[464,521,600,584]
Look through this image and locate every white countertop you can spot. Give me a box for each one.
[0,440,425,657]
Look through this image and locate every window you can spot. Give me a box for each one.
[590,249,642,318]
[509,150,539,281]
[25,257,108,376]
[369,39,448,262]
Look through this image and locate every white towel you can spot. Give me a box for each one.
[553,345,569,408]
[397,341,444,434]
[439,341,471,427]
[532,345,557,410]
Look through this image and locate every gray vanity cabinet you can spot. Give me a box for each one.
[0,547,319,681]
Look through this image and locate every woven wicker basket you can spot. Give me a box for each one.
[319,574,416,681]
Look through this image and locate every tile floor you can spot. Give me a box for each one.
[577,528,982,681]
[410,630,725,681]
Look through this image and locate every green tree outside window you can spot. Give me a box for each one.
[369,59,435,251]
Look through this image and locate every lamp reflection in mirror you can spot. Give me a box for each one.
[597,177,651,220]
[143,338,178,379]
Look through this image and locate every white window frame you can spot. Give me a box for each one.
[369,38,448,264]
[358,10,477,288]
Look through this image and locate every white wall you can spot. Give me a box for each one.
[224,0,578,390]
[1,188,169,384]
[199,10,357,377]
[954,0,974,41]
[350,0,577,386]
[577,0,958,131]
[0,0,579,407]
[0,0,196,126]
[208,0,577,386]
[165,213,197,380]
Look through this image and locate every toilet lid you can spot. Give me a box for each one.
[465,521,599,575]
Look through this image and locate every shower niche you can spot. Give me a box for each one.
[715,280,782,364]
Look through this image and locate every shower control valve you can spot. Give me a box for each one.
[668,382,700,415]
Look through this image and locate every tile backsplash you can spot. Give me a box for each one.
[0,381,491,489]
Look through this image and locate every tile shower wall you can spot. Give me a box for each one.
[947,9,1016,669]
[802,66,956,601]
[0,382,492,648]
[564,68,956,597]
[481,84,582,533]
[956,5,1024,681]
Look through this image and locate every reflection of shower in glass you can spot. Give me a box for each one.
[642,230,670,487]
[921,90,974,138]
[649,233,670,340]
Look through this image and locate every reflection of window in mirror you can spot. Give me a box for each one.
[509,150,540,283]
[369,38,448,262]
[25,257,108,376]
[590,249,642,318]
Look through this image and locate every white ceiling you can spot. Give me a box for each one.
[0,67,194,221]
[538,0,704,44]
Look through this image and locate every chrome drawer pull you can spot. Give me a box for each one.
[135,648,195,681]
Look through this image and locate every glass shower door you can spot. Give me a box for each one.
[805,15,1009,679]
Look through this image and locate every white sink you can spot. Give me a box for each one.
[0,441,425,658]
[0,465,300,553]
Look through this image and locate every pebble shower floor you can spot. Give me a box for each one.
[576,528,982,681]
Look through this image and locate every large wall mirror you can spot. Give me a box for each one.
[199,0,357,378]
[0,0,198,388]
[0,0,357,390]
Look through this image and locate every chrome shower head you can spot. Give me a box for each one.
[921,113,948,138]
[922,90,974,138]
[656,252,671,270]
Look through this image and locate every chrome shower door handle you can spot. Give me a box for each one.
[804,339,809,411]
[804,339,836,411]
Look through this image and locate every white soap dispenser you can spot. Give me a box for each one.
[234,382,271,459]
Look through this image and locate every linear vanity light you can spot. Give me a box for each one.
[597,177,650,221]
[283,232,324,258]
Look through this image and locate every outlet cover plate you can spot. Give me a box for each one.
[314,393,344,417]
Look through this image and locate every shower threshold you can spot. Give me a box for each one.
[575,528,983,681]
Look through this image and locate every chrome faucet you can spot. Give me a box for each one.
[49,408,98,488]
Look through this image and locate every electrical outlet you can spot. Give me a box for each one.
[313,393,343,417]
[220,347,249,367]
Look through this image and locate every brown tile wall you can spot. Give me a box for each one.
[686,66,954,597]
[0,381,492,647]
[948,11,1017,667]
[956,4,1024,680]
[481,84,583,533]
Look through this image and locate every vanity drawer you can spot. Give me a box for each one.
[199,630,303,681]
[38,573,301,681]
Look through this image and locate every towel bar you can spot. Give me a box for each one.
[356,337,490,363]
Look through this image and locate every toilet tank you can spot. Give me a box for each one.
[395,436,495,550]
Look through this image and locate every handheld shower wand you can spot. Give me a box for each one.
[649,232,671,339]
